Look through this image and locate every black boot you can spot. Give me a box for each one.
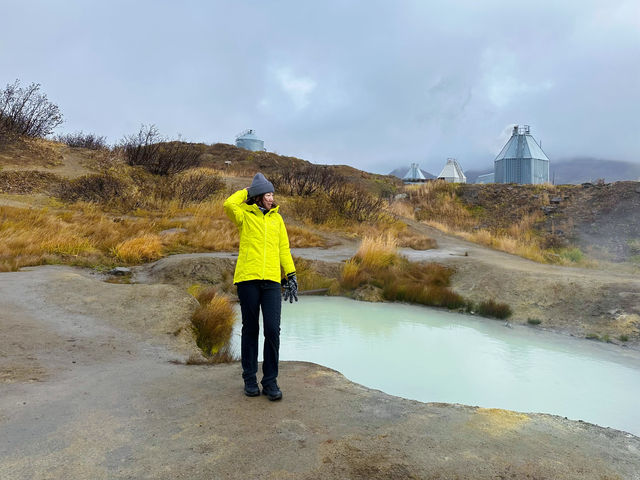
[262,383,282,401]
[244,382,260,397]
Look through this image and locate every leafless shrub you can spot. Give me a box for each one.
[118,124,162,170]
[0,80,63,138]
[271,164,344,196]
[0,170,62,194]
[56,131,108,150]
[118,125,204,175]
[53,172,135,206]
[329,184,385,222]
[168,168,225,204]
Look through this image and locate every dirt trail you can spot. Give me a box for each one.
[1,265,639,479]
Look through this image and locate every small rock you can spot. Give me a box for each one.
[542,206,556,214]
[635,187,640,194]
[109,267,131,276]
[550,197,562,204]
[394,193,408,200]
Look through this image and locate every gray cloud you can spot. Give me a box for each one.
[1,0,638,174]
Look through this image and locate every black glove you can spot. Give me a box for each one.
[281,272,298,303]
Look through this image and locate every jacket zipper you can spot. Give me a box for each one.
[262,213,267,279]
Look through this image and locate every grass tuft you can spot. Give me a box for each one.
[190,287,237,360]
[354,234,398,270]
[476,299,513,319]
[112,234,163,263]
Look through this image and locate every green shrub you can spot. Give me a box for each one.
[527,318,542,325]
[559,247,584,263]
[619,334,629,342]
[586,333,600,340]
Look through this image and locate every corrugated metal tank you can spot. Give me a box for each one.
[235,129,264,152]
[494,125,549,184]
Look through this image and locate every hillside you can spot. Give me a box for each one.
[455,182,640,263]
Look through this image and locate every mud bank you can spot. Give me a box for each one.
[1,266,639,479]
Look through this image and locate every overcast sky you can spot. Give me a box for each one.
[2,0,639,174]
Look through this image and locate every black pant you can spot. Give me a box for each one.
[236,280,281,387]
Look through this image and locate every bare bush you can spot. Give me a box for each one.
[0,80,63,138]
[0,170,62,194]
[271,164,343,196]
[53,172,135,206]
[118,124,162,170]
[329,184,385,222]
[169,168,225,204]
[56,131,107,150]
[118,125,204,175]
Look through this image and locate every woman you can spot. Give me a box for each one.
[223,172,298,401]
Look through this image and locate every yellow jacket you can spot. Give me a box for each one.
[223,189,296,284]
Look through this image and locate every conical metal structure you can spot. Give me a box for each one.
[494,125,549,184]
[437,158,466,183]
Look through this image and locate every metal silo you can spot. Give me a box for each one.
[494,125,550,184]
[437,158,467,183]
[235,129,265,152]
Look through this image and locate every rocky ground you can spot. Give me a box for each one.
[1,266,640,480]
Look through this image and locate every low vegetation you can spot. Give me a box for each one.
[189,286,238,361]
[336,235,508,315]
[118,124,206,175]
[291,256,336,292]
[475,299,513,320]
[397,180,594,265]
[55,131,108,150]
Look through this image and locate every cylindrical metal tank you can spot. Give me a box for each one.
[235,129,264,152]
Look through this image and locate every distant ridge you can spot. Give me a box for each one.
[465,158,640,184]
[550,158,640,184]
[389,166,436,180]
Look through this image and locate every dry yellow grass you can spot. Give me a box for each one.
[339,236,468,310]
[0,192,331,271]
[112,234,163,263]
[411,182,566,264]
[387,200,414,218]
[355,234,398,270]
[286,225,326,248]
[191,287,237,357]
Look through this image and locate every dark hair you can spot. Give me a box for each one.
[246,193,277,210]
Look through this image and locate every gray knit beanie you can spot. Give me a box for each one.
[247,172,274,198]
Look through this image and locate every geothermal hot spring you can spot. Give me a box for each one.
[231,296,640,436]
